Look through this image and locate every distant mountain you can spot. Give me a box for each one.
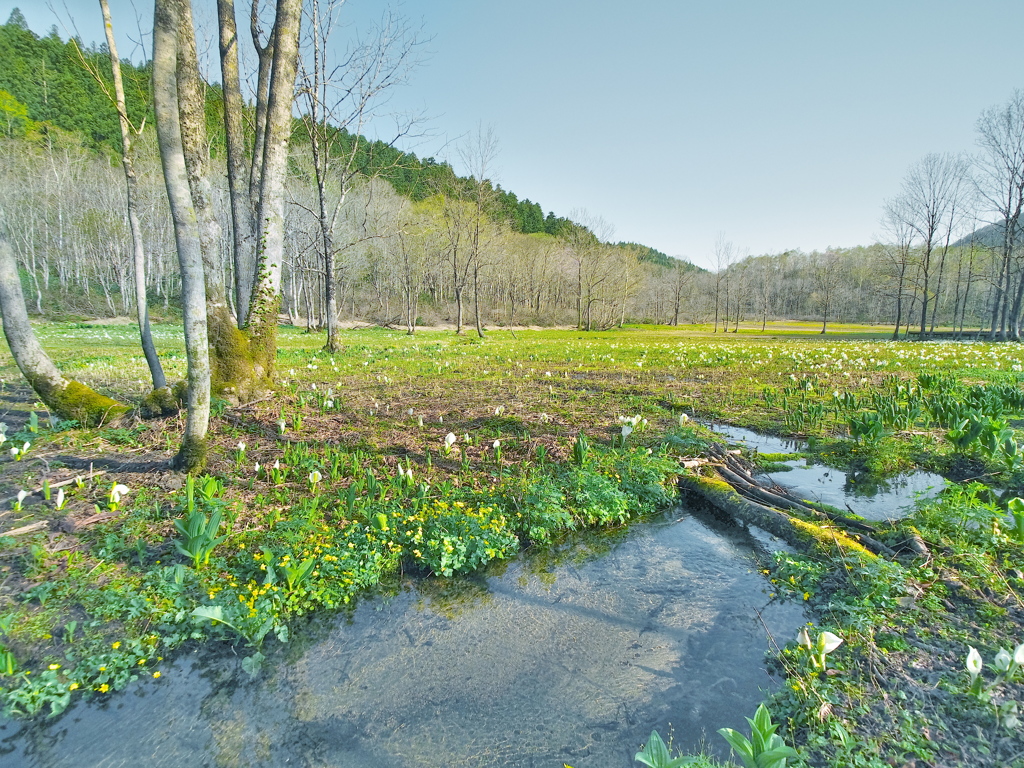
[952,219,1024,249]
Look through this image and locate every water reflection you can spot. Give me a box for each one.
[0,511,803,768]
[710,424,944,521]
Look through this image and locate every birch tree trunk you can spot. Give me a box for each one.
[0,226,129,426]
[153,0,210,471]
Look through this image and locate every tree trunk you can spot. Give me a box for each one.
[473,264,484,338]
[153,0,210,471]
[0,229,130,426]
[246,0,303,379]
[175,0,258,401]
[455,284,464,334]
[216,0,256,327]
[99,0,168,399]
[892,261,906,341]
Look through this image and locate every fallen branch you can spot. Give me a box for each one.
[2,521,47,537]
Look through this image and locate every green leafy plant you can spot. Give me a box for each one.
[572,431,590,466]
[717,703,799,768]
[174,476,230,568]
[283,556,316,591]
[191,606,269,675]
[175,507,229,568]
[634,730,699,767]
[847,411,885,443]
[1008,497,1024,541]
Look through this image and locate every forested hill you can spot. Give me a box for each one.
[0,9,611,242]
[0,9,149,147]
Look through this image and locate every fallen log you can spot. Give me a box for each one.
[679,470,877,559]
[697,434,937,561]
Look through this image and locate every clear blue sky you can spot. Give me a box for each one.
[5,0,1024,268]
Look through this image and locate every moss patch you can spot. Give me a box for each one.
[790,517,874,558]
[139,386,179,418]
[172,433,208,473]
[38,377,131,427]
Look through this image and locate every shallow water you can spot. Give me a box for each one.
[0,511,803,768]
[711,424,944,522]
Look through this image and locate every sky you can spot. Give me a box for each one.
[4,0,1024,268]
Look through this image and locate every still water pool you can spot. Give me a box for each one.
[0,510,803,768]
[711,424,945,521]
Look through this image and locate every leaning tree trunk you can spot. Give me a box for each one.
[99,0,169,407]
[153,0,211,472]
[0,228,129,426]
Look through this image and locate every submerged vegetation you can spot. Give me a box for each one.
[0,323,1021,766]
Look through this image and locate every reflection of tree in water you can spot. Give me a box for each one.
[845,470,915,498]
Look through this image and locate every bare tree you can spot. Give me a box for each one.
[887,153,970,338]
[458,125,501,337]
[811,249,843,334]
[881,198,917,339]
[77,0,169,403]
[298,0,424,351]
[668,258,694,326]
[711,235,734,333]
[975,91,1024,339]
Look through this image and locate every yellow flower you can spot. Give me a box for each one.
[803,592,811,600]
[99,666,106,672]
[137,659,146,666]
[153,671,161,678]
[98,683,110,693]
[111,641,121,650]
[69,683,79,691]
[48,663,60,670]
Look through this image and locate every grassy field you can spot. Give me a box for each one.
[0,322,1022,766]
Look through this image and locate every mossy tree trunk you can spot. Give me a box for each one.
[153,0,210,472]
[245,0,303,380]
[0,228,130,426]
[679,470,876,560]
[175,0,263,401]
[216,0,256,328]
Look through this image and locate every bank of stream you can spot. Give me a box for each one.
[0,506,804,768]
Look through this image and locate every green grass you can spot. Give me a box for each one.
[0,323,1022,766]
